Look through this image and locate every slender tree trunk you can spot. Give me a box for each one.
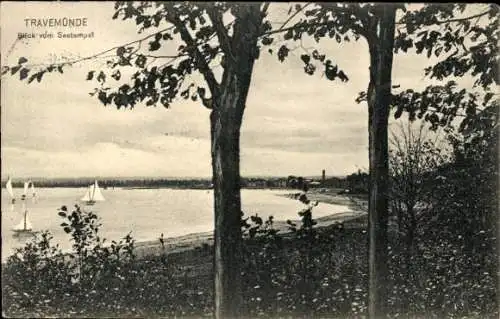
[211,102,244,319]
[367,5,396,319]
[211,5,263,318]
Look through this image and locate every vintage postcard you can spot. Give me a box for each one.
[1,2,497,318]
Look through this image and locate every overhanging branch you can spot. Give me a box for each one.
[435,10,490,25]
[18,25,176,69]
[262,6,368,40]
[275,3,313,33]
[396,9,490,26]
[165,11,220,100]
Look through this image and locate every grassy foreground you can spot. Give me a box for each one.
[1,194,497,318]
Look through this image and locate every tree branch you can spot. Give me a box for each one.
[262,2,271,15]
[396,9,490,25]
[165,11,220,100]
[262,5,368,40]
[207,6,236,62]
[276,3,313,33]
[436,10,491,25]
[140,53,190,59]
[263,20,332,37]
[38,26,176,69]
[10,25,177,71]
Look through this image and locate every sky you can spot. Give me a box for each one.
[0,2,482,179]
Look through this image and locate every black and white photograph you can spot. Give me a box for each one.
[1,2,498,318]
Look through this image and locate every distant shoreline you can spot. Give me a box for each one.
[3,185,296,190]
[1,176,353,191]
[121,186,291,190]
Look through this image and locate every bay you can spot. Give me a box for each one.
[1,187,351,261]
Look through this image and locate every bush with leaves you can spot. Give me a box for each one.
[386,115,498,317]
[2,231,73,316]
[2,205,143,316]
[239,194,367,318]
[57,205,136,294]
[3,198,496,318]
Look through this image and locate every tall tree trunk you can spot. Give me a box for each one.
[366,5,396,319]
[211,5,263,318]
[211,101,244,319]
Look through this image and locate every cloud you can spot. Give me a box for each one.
[1,140,212,178]
[2,133,368,179]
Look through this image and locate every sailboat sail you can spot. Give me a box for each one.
[81,180,105,203]
[6,177,14,199]
[92,181,105,201]
[24,182,29,195]
[81,185,92,202]
[13,215,33,231]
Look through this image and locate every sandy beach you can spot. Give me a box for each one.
[133,191,368,260]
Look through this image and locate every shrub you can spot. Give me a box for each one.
[240,195,367,318]
[3,205,140,317]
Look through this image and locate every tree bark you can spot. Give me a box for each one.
[211,100,244,319]
[210,4,263,318]
[366,5,397,319]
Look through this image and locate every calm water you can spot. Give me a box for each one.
[1,188,351,260]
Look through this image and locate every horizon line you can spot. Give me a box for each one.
[0,174,348,181]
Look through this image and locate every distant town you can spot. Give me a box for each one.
[3,170,369,194]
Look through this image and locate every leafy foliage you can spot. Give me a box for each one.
[387,130,497,318]
[2,205,212,318]
[391,4,498,133]
[345,169,370,194]
[2,2,237,110]
[261,3,369,82]
[325,4,500,135]
[240,194,366,318]
[397,4,498,88]
[3,192,497,318]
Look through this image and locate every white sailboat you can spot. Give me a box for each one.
[13,201,33,233]
[81,180,105,205]
[5,177,36,234]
